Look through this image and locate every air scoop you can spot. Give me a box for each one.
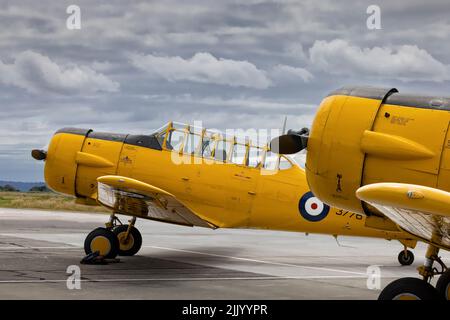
[31,149,47,161]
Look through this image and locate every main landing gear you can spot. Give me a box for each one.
[379,244,449,300]
[84,214,142,259]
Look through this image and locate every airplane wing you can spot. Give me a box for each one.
[357,183,450,249]
[96,175,216,229]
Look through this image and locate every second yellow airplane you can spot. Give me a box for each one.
[32,121,416,263]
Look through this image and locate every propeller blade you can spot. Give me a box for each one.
[31,149,47,161]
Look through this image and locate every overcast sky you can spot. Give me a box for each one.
[0,0,449,181]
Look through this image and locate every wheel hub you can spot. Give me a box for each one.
[393,293,420,300]
[90,236,111,256]
[117,232,135,251]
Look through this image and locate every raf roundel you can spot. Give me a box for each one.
[298,191,330,222]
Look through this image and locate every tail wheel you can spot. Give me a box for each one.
[398,250,414,266]
[84,227,119,259]
[378,277,441,300]
[436,271,450,300]
[113,225,142,256]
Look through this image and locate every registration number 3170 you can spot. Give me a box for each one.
[335,209,363,220]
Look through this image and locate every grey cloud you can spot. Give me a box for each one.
[0,0,449,181]
[129,52,272,89]
[270,64,313,83]
[0,50,120,94]
[309,39,450,82]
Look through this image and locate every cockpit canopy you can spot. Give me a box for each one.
[152,121,296,171]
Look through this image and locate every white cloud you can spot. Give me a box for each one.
[0,51,119,94]
[129,52,272,89]
[270,64,313,83]
[309,39,450,82]
[141,93,316,111]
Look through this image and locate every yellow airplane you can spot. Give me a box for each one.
[31,121,416,266]
[272,86,450,300]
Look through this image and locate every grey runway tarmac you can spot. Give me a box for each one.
[0,208,448,299]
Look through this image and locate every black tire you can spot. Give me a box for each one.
[398,250,414,266]
[378,277,441,300]
[112,225,142,256]
[436,271,450,300]
[84,227,119,259]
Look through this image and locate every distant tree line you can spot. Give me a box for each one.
[0,185,51,192]
[28,185,51,192]
[0,184,19,192]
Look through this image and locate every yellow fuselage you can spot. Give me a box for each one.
[43,126,413,242]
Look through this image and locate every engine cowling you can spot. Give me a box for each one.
[306,86,450,215]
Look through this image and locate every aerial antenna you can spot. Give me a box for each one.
[333,235,356,248]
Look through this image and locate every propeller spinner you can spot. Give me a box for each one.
[31,149,47,161]
[270,128,309,154]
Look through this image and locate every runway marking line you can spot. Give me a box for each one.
[0,246,80,250]
[143,245,367,276]
[0,241,367,276]
[0,275,368,284]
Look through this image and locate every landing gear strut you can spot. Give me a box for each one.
[379,244,448,300]
[83,214,142,259]
[112,217,142,256]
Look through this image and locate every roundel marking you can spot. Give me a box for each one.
[298,191,330,222]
